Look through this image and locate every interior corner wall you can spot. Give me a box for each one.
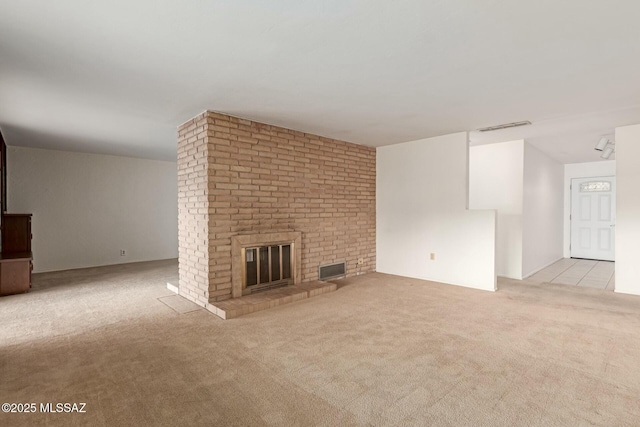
[562,160,616,258]
[614,123,640,295]
[522,142,564,278]
[377,132,496,291]
[7,146,178,273]
[469,140,524,279]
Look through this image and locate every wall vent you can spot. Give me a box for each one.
[477,121,532,132]
[319,261,346,281]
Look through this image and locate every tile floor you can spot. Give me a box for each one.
[527,258,615,291]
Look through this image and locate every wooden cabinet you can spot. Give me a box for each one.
[0,253,31,296]
[0,131,33,296]
[2,214,32,254]
[0,133,6,214]
[0,216,33,296]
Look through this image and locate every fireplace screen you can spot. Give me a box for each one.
[244,243,292,290]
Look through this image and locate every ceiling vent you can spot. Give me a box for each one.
[477,121,532,132]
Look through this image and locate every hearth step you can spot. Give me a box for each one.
[207,281,337,320]
[247,281,289,294]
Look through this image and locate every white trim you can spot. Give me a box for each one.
[614,288,640,297]
[395,272,497,292]
[497,274,523,281]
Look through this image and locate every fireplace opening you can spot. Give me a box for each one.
[232,231,301,298]
[243,243,293,292]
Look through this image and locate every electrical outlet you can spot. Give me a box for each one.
[358,258,364,265]
[430,253,435,260]
[120,250,126,256]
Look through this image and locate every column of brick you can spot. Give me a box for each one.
[178,110,377,304]
[177,113,213,307]
[201,111,377,302]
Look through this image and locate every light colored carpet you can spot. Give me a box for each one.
[2,260,640,426]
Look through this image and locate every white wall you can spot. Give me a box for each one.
[522,143,564,278]
[377,132,496,291]
[8,146,178,272]
[469,140,523,279]
[562,160,616,258]
[614,124,640,295]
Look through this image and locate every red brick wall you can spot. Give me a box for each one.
[178,111,376,303]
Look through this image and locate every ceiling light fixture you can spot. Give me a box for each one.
[595,138,609,151]
[601,145,615,159]
[477,121,532,132]
[594,137,615,159]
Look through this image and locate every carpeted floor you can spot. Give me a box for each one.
[1,259,640,426]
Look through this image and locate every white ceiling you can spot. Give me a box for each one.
[1,1,639,162]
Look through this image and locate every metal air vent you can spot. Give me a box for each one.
[319,261,346,281]
[477,121,532,132]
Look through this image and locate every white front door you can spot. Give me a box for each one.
[570,176,615,261]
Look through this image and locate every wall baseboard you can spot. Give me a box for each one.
[497,273,524,281]
[614,288,640,296]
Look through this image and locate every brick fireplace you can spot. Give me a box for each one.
[176,111,376,314]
